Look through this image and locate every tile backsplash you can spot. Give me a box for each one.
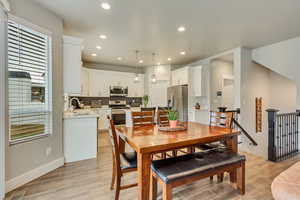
[69,96,142,108]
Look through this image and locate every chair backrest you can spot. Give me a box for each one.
[141,107,156,113]
[157,109,169,126]
[107,116,121,173]
[132,111,154,126]
[210,111,233,128]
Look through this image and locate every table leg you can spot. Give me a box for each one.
[137,152,152,200]
[227,135,238,183]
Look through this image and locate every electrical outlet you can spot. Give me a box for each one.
[46,147,52,156]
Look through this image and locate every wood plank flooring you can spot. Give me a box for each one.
[6,131,300,200]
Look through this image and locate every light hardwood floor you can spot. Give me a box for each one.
[6,131,300,200]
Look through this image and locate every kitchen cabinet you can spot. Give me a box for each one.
[88,69,144,97]
[63,36,83,95]
[171,66,189,86]
[63,116,97,163]
[190,66,203,96]
[81,68,89,96]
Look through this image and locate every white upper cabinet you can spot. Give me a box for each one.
[88,69,144,97]
[190,66,203,96]
[171,66,189,86]
[63,36,83,95]
[81,68,90,96]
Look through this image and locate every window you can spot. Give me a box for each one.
[7,18,52,144]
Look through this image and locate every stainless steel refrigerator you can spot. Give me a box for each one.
[167,85,188,122]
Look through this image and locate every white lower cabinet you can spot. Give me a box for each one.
[63,116,97,163]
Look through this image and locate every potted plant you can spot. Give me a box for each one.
[143,95,149,107]
[168,110,178,128]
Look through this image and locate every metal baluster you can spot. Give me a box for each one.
[279,115,282,161]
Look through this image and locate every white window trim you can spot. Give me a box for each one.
[7,15,53,145]
[0,6,7,199]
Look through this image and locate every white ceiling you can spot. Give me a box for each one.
[33,0,300,67]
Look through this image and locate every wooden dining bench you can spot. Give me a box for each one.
[150,150,246,200]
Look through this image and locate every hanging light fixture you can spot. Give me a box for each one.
[134,50,140,82]
[151,53,157,83]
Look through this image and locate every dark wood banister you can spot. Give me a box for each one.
[232,118,258,146]
[225,109,258,146]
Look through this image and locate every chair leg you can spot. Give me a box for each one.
[237,161,245,195]
[150,173,157,200]
[162,152,167,159]
[115,176,121,200]
[217,173,224,183]
[110,159,116,190]
[162,183,172,200]
[172,150,177,157]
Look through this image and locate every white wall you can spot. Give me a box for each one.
[240,48,297,159]
[0,5,7,199]
[144,65,171,107]
[253,37,300,109]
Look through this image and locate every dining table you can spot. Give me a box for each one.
[115,122,240,200]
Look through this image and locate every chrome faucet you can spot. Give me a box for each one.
[69,97,81,110]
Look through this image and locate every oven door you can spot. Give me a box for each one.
[112,113,126,125]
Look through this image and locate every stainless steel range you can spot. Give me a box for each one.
[109,98,128,125]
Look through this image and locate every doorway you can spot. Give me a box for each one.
[210,53,235,111]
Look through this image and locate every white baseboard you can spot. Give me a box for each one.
[5,157,64,193]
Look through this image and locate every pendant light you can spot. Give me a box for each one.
[151,53,157,83]
[134,50,140,82]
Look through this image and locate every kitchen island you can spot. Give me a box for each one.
[63,112,99,163]
[63,107,112,163]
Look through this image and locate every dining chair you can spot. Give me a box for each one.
[157,109,169,126]
[156,109,192,158]
[195,111,234,182]
[196,111,234,151]
[107,116,138,200]
[132,111,154,126]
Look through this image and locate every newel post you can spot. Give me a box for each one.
[266,109,279,162]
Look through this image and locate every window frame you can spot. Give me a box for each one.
[7,14,53,145]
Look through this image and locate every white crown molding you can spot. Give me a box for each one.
[5,157,64,193]
[0,0,10,12]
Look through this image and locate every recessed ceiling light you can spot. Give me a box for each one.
[180,51,186,55]
[178,26,186,32]
[167,58,172,61]
[101,2,111,10]
[99,34,107,39]
[91,53,97,57]
[117,57,123,61]
[139,60,144,63]
[96,46,102,50]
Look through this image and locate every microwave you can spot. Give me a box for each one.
[109,86,128,97]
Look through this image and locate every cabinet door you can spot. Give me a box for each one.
[191,66,202,96]
[63,43,81,95]
[81,68,89,96]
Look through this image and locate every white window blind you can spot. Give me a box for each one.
[8,19,52,143]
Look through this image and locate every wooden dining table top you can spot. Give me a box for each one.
[115,122,240,154]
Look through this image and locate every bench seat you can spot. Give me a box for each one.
[151,150,246,184]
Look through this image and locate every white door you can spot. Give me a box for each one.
[0,5,7,199]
